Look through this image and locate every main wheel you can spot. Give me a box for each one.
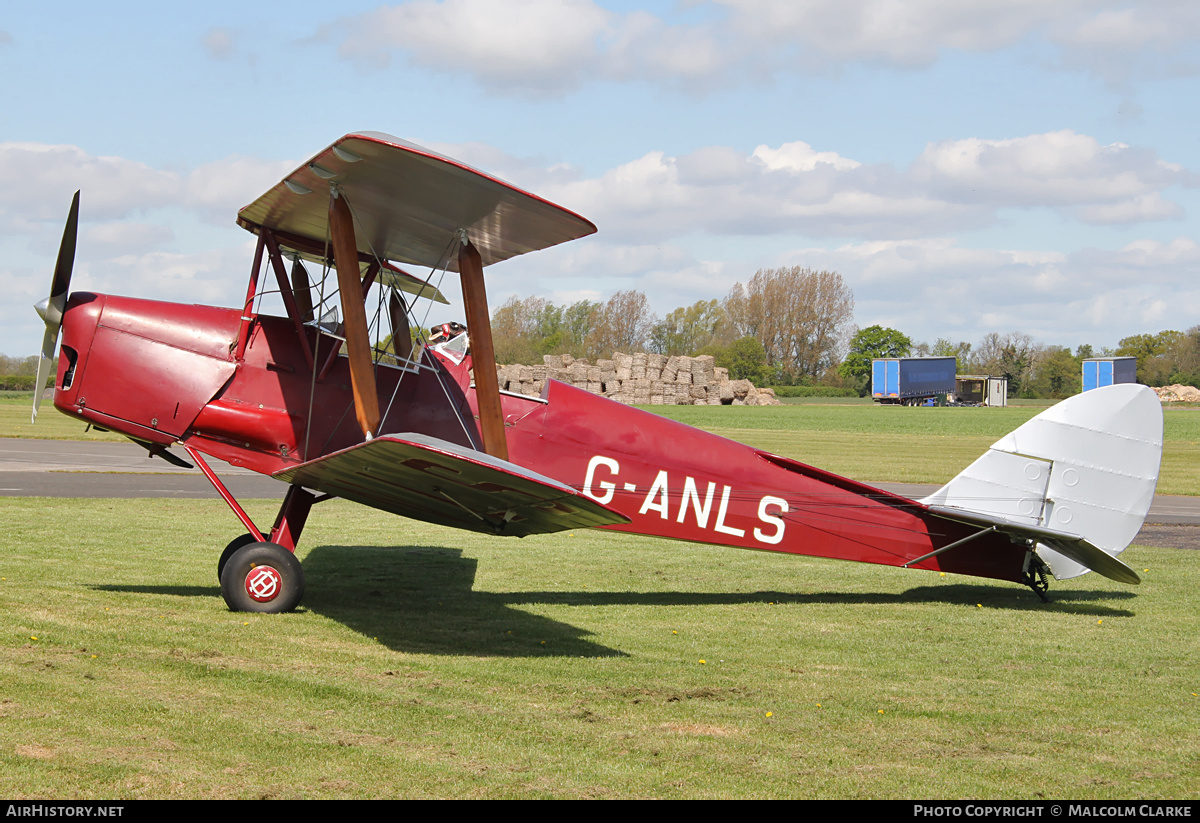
[219,542,305,613]
[217,533,263,583]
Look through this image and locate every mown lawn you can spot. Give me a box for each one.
[0,498,1196,799]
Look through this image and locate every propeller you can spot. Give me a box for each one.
[32,190,80,424]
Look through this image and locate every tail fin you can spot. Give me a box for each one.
[921,384,1163,583]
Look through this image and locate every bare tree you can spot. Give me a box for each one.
[974,331,1036,396]
[586,290,656,359]
[724,267,854,380]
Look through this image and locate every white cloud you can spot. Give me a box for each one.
[337,0,613,94]
[0,142,180,229]
[912,131,1190,211]
[0,141,297,234]
[327,1,1200,94]
[523,130,1189,243]
[185,155,298,219]
[718,0,1062,66]
[82,222,176,256]
[1073,193,1184,225]
[753,141,861,172]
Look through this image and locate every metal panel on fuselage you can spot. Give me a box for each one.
[500,381,1027,582]
[54,294,239,440]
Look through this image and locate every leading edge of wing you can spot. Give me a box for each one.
[236,132,597,272]
[927,504,1141,585]
[273,433,629,537]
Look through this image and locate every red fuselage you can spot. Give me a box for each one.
[54,293,1029,583]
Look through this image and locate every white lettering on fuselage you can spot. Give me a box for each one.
[582,455,787,546]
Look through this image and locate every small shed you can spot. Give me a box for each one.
[953,375,1008,407]
[1082,357,1136,392]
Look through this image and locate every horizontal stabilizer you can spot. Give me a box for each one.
[926,505,1141,585]
[274,433,629,537]
[922,385,1162,582]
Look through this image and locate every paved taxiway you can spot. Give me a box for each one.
[2,440,1197,545]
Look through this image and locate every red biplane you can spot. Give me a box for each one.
[32,132,1163,612]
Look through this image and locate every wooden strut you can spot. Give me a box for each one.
[458,238,508,461]
[389,292,412,361]
[328,190,382,439]
[234,232,266,361]
[261,229,314,370]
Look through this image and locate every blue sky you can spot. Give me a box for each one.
[4,0,1199,357]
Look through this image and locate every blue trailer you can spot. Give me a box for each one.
[872,357,957,405]
[1082,357,1137,392]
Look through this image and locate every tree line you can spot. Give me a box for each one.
[491,266,854,386]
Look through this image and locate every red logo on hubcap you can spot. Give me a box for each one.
[245,566,283,602]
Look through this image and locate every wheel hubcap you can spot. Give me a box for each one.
[245,565,283,602]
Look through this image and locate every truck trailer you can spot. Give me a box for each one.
[871,357,957,405]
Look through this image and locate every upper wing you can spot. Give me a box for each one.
[273,433,629,537]
[237,132,597,271]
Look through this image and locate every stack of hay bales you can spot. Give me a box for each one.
[495,352,781,405]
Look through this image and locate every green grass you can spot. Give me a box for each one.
[1,498,1197,799]
[0,395,124,441]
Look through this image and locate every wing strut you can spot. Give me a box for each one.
[328,188,382,438]
[389,292,412,361]
[458,236,508,461]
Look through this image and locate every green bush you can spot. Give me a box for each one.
[767,385,858,398]
[0,375,41,391]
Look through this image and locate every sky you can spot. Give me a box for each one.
[3,0,1199,358]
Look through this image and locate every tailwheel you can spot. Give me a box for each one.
[1021,550,1052,603]
[219,542,305,613]
[217,532,265,582]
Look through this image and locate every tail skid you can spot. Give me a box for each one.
[920,385,1163,584]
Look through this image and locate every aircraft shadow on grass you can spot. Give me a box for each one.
[94,543,1138,655]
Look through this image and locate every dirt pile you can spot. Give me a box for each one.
[1153,384,1200,402]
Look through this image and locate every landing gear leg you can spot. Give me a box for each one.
[1022,549,1052,603]
[186,445,322,611]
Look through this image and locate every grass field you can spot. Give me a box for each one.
[1,498,1197,799]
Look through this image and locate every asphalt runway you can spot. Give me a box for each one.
[2,439,1196,547]
[0,439,283,499]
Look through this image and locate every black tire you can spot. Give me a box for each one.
[219,542,305,613]
[218,533,263,583]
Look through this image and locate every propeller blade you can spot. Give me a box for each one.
[31,191,80,424]
[30,332,56,424]
[52,191,80,301]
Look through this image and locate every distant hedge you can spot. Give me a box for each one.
[0,375,46,391]
[768,386,858,398]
